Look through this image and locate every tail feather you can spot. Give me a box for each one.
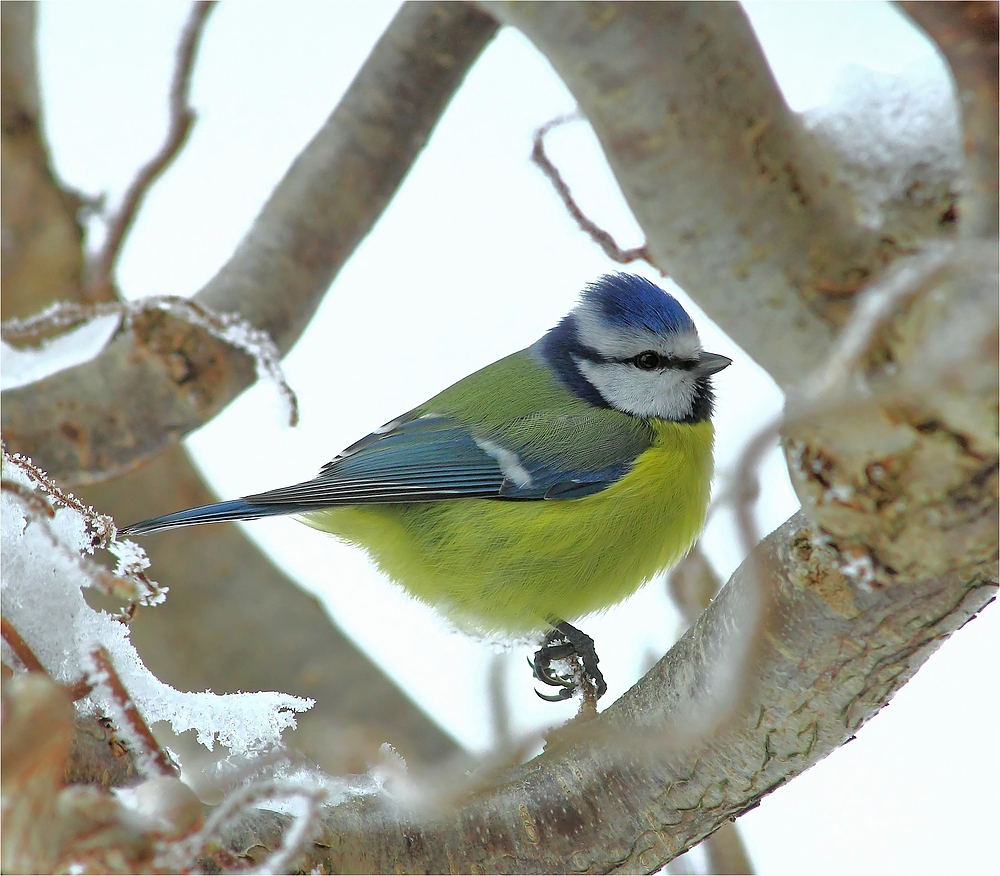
[119,499,310,536]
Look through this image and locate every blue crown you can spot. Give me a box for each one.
[582,273,695,335]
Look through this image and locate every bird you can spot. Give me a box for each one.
[122,273,730,702]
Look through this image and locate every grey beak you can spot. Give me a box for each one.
[694,351,732,376]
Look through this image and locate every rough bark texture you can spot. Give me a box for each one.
[482,2,958,388]
[2,1,501,486]
[0,3,85,320]
[1,0,471,780]
[211,519,995,873]
[3,2,997,873]
[898,1,999,237]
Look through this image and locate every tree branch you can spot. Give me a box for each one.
[481,2,957,388]
[0,2,85,319]
[531,113,652,265]
[209,240,997,872]
[213,513,995,873]
[0,0,468,795]
[1,1,500,485]
[897,1,999,237]
[85,2,217,301]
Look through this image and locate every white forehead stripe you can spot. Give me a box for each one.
[574,304,702,359]
[475,438,533,488]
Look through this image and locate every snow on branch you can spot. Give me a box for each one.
[2,296,299,426]
[0,2,500,486]
[1,449,313,756]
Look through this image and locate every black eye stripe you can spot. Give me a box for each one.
[624,350,697,371]
[569,341,697,371]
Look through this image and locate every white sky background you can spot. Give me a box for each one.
[32,2,997,873]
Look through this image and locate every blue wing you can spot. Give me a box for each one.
[249,413,641,506]
[120,413,649,535]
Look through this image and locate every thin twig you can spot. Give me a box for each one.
[87,1,217,295]
[89,646,178,777]
[668,543,722,626]
[177,778,326,874]
[704,821,756,875]
[3,444,115,548]
[0,616,92,700]
[531,113,653,266]
[1,616,48,674]
[0,478,55,519]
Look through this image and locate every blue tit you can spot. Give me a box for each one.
[123,273,730,700]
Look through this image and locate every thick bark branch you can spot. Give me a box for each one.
[3,1,461,778]
[783,242,998,582]
[213,515,995,874]
[482,2,955,387]
[0,3,85,320]
[210,242,997,873]
[898,1,999,237]
[1,1,500,485]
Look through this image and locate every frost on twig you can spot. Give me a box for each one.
[1,447,323,872]
[532,113,652,266]
[1,670,329,874]
[1,448,313,756]
[1,295,299,426]
[1,443,163,607]
[176,775,330,875]
[86,646,179,779]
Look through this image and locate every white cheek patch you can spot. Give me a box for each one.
[576,359,698,420]
[574,306,702,361]
[474,438,534,488]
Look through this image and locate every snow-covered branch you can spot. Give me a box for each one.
[1,2,500,485]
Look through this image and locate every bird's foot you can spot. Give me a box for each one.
[530,621,607,702]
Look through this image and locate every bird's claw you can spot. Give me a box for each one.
[530,622,607,702]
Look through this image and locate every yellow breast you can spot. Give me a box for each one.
[304,419,714,636]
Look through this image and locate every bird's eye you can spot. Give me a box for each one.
[634,351,661,370]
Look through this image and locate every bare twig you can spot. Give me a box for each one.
[88,646,178,778]
[1,616,47,674]
[532,113,652,265]
[3,2,500,485]
[0,617,92,700]
[486,654,512,749]
[86,1,217,297]
[668,544,722,626]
